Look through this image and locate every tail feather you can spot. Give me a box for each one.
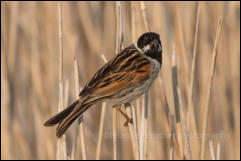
[44,100,80,126]
[56,103,92,138]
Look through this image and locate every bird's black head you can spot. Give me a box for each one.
[136,32,162,64]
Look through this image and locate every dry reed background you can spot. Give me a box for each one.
[1,1,240,160]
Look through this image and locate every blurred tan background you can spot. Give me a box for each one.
[1,1,240,160]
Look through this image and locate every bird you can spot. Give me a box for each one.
[44,32,162,138]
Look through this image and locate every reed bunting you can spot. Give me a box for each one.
[44,32,162,138]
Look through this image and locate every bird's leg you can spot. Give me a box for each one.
[116,105,133,126]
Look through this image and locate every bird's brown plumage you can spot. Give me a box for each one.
[44,45,152,138]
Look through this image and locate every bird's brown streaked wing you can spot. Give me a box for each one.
[79,45,152,104]
[79,46,135,97]
[94,65,151,95]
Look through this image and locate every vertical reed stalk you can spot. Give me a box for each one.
[125,103,140,160]
[113,105,118,160]
[174,2,190,85]
[131,1,136,41]
[171,45,182,159]
[209,140,216,160]
[58,2,63,84]
[71,59,87,160]
[56,2,67,160]
[177,88,192,159]
[157,77,170,119]
[200,16,223,160]
[140,93,149,160]
[1,38,10,160]
[96,54,108,160]
[170,115,175,160]
[140,1,150,32]
[186,4,201,154]
[96,102,107,160]
[216,142,221,160]
[79,111,87,159]
[64,80,69,109]
[7,1,18,72]
[171,44,180,122]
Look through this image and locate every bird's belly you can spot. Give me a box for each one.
[111,80,151,104]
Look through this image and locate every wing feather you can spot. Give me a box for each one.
[79,45,151,104]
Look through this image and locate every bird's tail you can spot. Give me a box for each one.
[44,100,92,138]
